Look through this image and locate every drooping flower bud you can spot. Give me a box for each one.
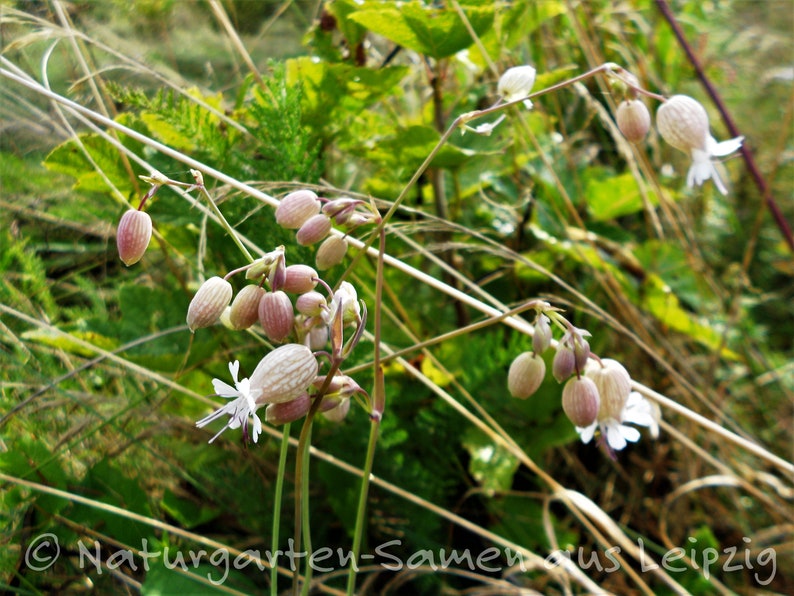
[322,197,361,224]
[296,291,328,317]
[296,213,332,246]
[552,343,576,383]
[282,264,319,294]
[497,65,536,105]
[562,376,601,428]
[656,95,744,195]
[316,235,348,270]
[250,343,319,404]
[186,276,233,332]
[507,352,546,399]
[116,209,152,266]
[586,358,631,421]
[573,337,590,372]
[532,314,553,355]
[229,284,266,330]
[275,190,321,229]
[616,99,651,143]
[259,290,294,343]
[265,393,312,425]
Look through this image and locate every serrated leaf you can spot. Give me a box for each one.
[348,2,494,59]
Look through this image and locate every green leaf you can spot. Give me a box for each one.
[462,428,519,495]
[586,171,657,221]
[642,274,740,360]
[160,489,218,529]
[370,125,476,170]
[348,1,495,59]
[286,57,408,129]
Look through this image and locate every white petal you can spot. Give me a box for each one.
[228,360,240,384]
[577,422,597,444]
[622,393,655,427]
[212,378,239,398]
[251,414,263,443]
[619,425,641,443]
[603,420,627,450]
[708,135,743,157]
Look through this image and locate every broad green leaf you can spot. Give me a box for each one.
[586,171,657,221]
[642,274,739,359]
[370,125,476,170]
[462,428,519,495]
[348,2,495,59]
[286,57,408,127]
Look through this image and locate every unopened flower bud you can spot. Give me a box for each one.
[116,209,152,266]
[573,338,590,372]
[656,95,743,195]
[259,290,294,343]
[296,213,332,246]
[186,276,233,332]
[316,235,348,270]
[508,352,546,399]
[497,65,536,104]
[616,99,651,143]
[250,343,319,404]
[229,284,265,330]
[322,198,361,223]
[586,358,631,420]
[283,264,318,294]
[296,291,327,317]
[265,393,312,425]
[562,376,601,428]
[276,190,321,229]
[552,344,576,382]
[532,314,552,355]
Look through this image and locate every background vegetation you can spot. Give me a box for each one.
[1,1,792,594]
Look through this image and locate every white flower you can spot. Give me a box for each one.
[497,65,536,109]
[576,392,658,453]
[196,360,263,443]
[327,281,360,325]
[461,115,506,136]
[656,95,743,195]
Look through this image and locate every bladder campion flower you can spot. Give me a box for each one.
[196,360,263,443]
[576,391,658,455]
[656,95,743,195]
[497,65,536,108]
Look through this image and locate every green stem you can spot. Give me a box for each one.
[346,227,387,594]
[298,419,314,596]
[270,422,291,596]
[196,183,255,263]
[345,398,381,596]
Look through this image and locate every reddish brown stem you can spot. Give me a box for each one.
[655,0,794,252]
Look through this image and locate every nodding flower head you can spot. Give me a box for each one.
[497,65,537,108]
[508,352,546,399]
[656,95,743,195]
